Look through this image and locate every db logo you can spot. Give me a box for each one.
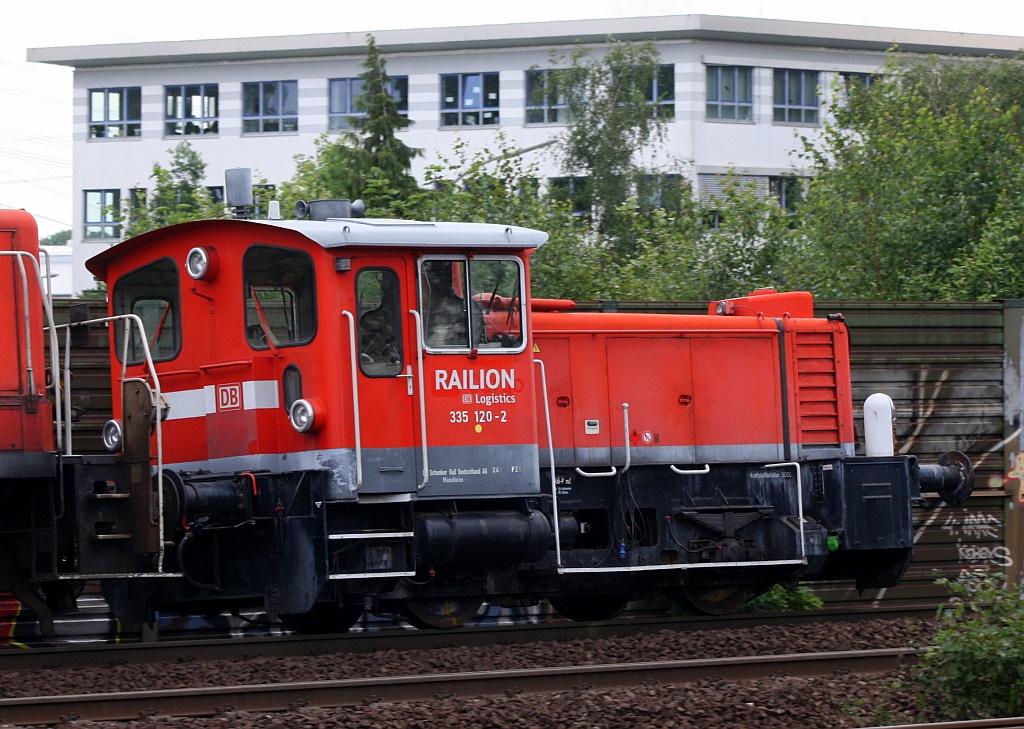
[217,383,242,411]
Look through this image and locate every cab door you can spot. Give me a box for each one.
[351,259,421,493]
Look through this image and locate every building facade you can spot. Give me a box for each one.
[28,15,1024,294]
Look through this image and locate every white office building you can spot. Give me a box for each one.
[27,14,1024,294]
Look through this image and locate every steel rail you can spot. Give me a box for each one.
[0,648,915,726]
[866,720,1024,729]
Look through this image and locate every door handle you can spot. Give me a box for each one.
[397,364,413,396]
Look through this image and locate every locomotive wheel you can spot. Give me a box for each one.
[399,597,485,629]
[280,602,364,634]
[549,593,631,622]
[667,585,754,616]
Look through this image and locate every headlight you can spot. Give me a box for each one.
[289,398,325,434]
[185,247,219,281]
[102,419,123,452]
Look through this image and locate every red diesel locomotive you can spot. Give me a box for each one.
[1,197,973,632]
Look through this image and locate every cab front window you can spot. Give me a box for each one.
[112,257,180,365]
[243,245,317,349]
[419,256,523,352]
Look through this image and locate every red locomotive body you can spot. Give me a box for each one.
[0,201,974,632]
[532,295,855,468]
[83,200,973,628]
[1,210,54,462]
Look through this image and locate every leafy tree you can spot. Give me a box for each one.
[551,41,671,247]
[794,54,1024,300]
[279,35,419,215]
[40,230,71,246]
[693,174,800,300]
[402,134,600,300]
[119,141,224,238]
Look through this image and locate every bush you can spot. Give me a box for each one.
[913,572,1024,720]
[739,583,824,613]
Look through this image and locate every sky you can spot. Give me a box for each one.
[4,0,1024,238]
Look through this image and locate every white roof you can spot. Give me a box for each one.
[255,217,548,250]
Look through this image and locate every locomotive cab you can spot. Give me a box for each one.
[87,210,549,628]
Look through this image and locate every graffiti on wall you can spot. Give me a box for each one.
[941,511,1011,579]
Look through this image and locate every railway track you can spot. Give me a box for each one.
[0,604,939,671]
[868,721,1024,729]
[0,648,915,726]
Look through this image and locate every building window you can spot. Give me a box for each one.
[243,81,298,133]
[769,175,805,213]
[206,186,224,205]
[129,188,147,212]
[89,87,141,139]
[164,84,219,136]
[647,64,675,119]
[841,71,874,89]
[773,69,820,124]
[84,189,120,239]
[837,72,876,109]
[329,77,408,131]
[441,73,499,127]
[252,184,276,219]
[638,174,686,213]
[549,177,592,217]
[525,69,568,125]
[706,66,753,121]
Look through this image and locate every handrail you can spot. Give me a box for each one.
[621,402,631,474]
[534,359,560,567]
[670,464,711,475]
[765,461,806,562]
[575,402,630,478]
[408,309,429,489]
[0,251,63,452]
[575,465,617,477]
[341,310,363,491]
[54,313,165,571]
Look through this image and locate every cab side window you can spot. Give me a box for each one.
[357,268,403,376]
[243,245,317,349]
[419,257,523,352]
[112,258,181,365]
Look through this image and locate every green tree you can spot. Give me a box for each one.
[552,41,671,247]
[280,34,420,215]
[120,141,224,238]
[402,134,601,300]
[794,54,1024,300]
[694,174,799,300]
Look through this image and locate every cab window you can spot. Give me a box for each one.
[243,245,316,349]
[357,268,403,376]
[419,256,524,352]
[112,257,180,365]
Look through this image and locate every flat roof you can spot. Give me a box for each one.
[85,217,547,279]
[28,14,1024,68]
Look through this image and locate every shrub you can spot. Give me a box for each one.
[739,584,824,613]
[913,572,1024,720]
